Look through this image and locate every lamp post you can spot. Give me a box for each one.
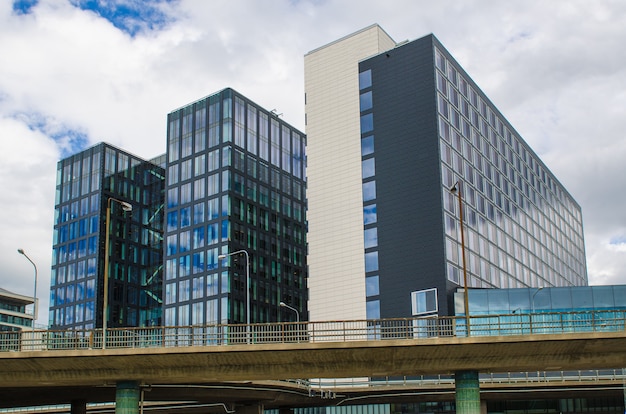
[280,301,300,322]
[17,249,38,332]
[218,250,250,343]
[450,181,470,335]
[530,287,544,334]
[531,287,544,313]
[103,198,132,349]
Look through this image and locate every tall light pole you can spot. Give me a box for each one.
[450,181,470,335]
[17,249,38,332]
[531,286,544,313]
[218,250,250,343]
[103,198,132,349]
[280,301,300,322]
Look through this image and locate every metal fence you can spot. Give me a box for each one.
[2,310,625,352]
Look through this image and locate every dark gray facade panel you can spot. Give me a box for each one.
[360,35,450,317]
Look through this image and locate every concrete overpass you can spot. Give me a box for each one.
[1,313,626,413]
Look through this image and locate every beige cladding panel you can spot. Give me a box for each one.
[305,25,396,321]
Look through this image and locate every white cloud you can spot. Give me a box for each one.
[1,0,625,325]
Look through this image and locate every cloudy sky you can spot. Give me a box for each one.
[1,0,625,325]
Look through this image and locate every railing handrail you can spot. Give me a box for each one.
[2,309,625,352]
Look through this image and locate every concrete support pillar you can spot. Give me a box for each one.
[70,399,86,414]
[455,370,481,414]
[115,380,140,414]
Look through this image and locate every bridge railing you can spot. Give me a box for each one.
[1,310,625,351]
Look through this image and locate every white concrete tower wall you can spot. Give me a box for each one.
[304,25,396,321]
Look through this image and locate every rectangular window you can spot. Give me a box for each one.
[363,204,377,225]
[364,228,378,249]
[366,300,380,319]
[362,158,375,179]
[359,91,373,112]
[366,275,379,297]
[359,69,372,90]
[411,288,438,315]
[362,181,376,202]
[365,251,379,272]
[360,113,374,134]
[361,135,374,156]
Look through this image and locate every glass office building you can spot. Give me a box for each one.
[357,34,587,318]
[50,143,164,330]
[306,26,587,321]
[163,88,307,326]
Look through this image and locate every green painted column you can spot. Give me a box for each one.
[455,370,481,413]
[115,381,140,414]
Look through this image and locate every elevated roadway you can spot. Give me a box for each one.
[2,313,626,412]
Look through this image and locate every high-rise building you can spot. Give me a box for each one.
[49,143,164,330]
[163,88,307,326]
[305,25,397,321]
[305,26,587,320]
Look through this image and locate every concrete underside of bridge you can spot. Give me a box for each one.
[0,380,624,411]
[1,332,626,409]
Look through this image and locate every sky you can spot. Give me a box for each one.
[1,0,625,326]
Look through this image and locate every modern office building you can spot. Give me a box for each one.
[0,288,35,331]
[163,88,307,326]
[49,143,165,330]
[305,25,587,321]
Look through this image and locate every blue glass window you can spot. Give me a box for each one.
[166,235,177,255]
[364,228,378,249]
[179,231,190,253]
[193,227,205,249]
[362,181,376,202]
[366,300,380,319]
[362,158,375,179]
[361,135,374,156]
[167,188,178,208]
[366,275,379,297]
[167,211,178,231]
[363,204,377,225]
[360,91,373,111]
[360,113,374,134]
[193,252,205,274]
[359,69,372,90]
[180,207,191,228]
[365,251,379,272]
[221,219,230,241]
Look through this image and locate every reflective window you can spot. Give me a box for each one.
[361,135,374,156]
[362,181,376,202]
[360,113,374,134]
[360,91,373,111]
[359,69,372,90]
[362,158,375,179]
[411,288,438,315]
[365,251,379,272]
[366,300,380,319]
[366,275,379,297]
[363,204,377,225]
[364,228,378,249]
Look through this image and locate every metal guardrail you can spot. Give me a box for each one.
[1,310,625,352]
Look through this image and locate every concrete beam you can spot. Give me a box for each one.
[0,332,625,388]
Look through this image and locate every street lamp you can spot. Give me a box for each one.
[280,301,300,322]
[450,181,470,335]
[218,250,250,343]
[531,287,544,313]
[17,249,38,332]
[530,287,544,334]
[103,198,132,349]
